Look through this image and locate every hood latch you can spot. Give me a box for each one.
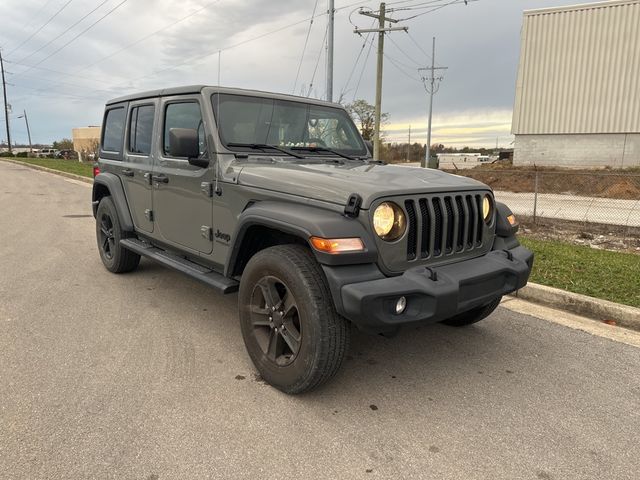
[344,193,362,218]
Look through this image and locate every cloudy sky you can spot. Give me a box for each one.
[0,0,597,147]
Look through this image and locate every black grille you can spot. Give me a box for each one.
[418,199,430,258]
[405,200,417,260]
[405,193,486,261]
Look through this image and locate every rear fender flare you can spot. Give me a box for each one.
[92,172,134,232]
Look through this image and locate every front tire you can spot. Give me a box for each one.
[238,245,350,394]
[96,196,140,273]
[440,296,502,327]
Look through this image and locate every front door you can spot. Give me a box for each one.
[153,97,214,254]
[121,100,157,233]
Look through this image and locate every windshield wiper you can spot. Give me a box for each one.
[227,143,305,159]
[290,146,359,161]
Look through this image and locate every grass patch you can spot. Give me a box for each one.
[520,237,640,308]
[11,158,93,178]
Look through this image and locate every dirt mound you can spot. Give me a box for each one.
[600,179,640,199]
[447,166,640,200]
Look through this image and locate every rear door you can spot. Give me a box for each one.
[152,96,214,254]
[121,100,157,233]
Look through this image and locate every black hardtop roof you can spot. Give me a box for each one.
[105,85,344,108]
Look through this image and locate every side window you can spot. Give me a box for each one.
[129,105,155,155]
[102,107,126,153]
[163,102,205,156]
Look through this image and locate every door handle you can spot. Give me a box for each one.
[122,169,134,177]
[153,174,169,184]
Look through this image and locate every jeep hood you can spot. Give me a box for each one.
[235,160,489,209]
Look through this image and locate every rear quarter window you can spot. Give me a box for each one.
[101,107,126,156]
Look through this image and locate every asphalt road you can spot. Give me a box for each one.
[1,161,640,480]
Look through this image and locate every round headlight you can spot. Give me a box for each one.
[373,202,406,241]
[482,195,493,223]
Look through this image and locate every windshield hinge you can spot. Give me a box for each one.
[344,193,362,218]
[201,226,213,241]
[201,182,214,198]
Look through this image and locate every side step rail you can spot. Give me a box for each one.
[120,238,239,294]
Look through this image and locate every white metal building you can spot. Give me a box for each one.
[512,0,640,168]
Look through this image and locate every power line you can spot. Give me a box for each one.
[383,51,422,83]
[339,20,376,99]
[397,0,474,21]
[405,30,433,62]
[3,59,114,85]
[6,0,76,56]
[5,0,223,89]
[307,22,329,97]
[8,0,379,101]
[13,0,130,79]
[16,0,111,63]
[79,0,222,71]
[15,0,57,35]
[352,33,375,101]
[386,34,421,67]
[293,0,320,94]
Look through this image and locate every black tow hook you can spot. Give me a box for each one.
[503,249,514,261]
[425,267,438,281]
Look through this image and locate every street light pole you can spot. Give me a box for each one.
[0,49,12,154]
[418,37,447,168]
[18,110,32,153]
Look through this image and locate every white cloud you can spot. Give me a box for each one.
[0,0,593,145]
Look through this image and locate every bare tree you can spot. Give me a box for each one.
[344,99,389,141]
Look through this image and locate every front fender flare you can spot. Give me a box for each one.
[92,172,134,232]
[226,201,378,276]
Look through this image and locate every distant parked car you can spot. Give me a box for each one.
[38,148,58,158]
[57,149,78,159]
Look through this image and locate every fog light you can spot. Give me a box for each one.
[395,296,407,315]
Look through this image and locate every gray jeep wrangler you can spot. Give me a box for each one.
[93,86,533,394]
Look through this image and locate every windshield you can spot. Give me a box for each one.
[212,94,368,157]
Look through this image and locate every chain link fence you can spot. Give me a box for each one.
[446,167,640,251]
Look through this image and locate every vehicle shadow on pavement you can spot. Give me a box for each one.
[127,259,522,403]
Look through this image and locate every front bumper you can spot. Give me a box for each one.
[324,245,533,332]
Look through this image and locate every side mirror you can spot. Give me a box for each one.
[169,128,209,168]
[364,139,374,156]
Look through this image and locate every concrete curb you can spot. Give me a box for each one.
[512,283,640,331]
[0,158,93,184]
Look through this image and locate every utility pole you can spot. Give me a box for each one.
[326,0,335,102]
[18,110,32,153]
[419,37,447,168]
[0,49,12,154]
[407,124,411,162]
[354,3,407,161]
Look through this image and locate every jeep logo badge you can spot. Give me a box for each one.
[214,229,231,243]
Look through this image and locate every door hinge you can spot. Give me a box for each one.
[201,226,213,241]
[144,209,154,221]
[144,172,152,185]
[200,182,214,198]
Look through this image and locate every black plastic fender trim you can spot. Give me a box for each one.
[92,172,134,232]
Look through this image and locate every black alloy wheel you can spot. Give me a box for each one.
[249,276,302,366]
[99,212,116,260]
[95,196,140,273]
[238,245,350,394]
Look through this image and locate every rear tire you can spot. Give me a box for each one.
[96,196,140,273]
[441,296,502,327]
[238,245,350,394]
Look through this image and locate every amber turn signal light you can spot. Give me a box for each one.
[309,237,364,254]
[507,214,517,226]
